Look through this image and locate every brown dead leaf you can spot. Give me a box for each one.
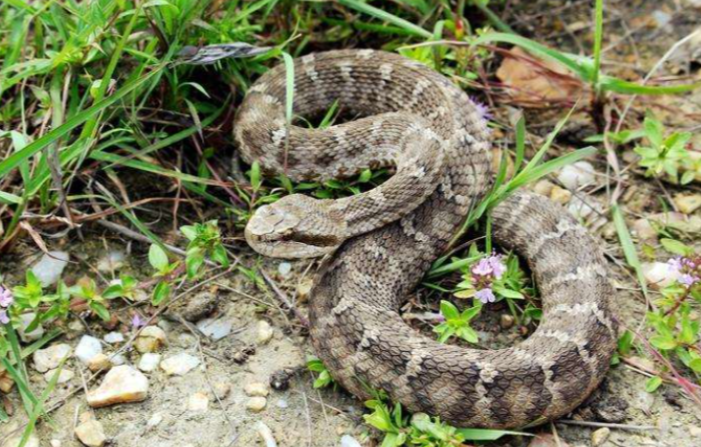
[496,47,585,107]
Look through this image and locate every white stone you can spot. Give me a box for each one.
[247,396,267,412]
[18,313,44,343]
[160,353,200,376]
[196,318,233,341]
[103,332,124,344]
[31,250,69,287]
[138,353,161,373]
[87,365,149,408]
[244,382,270,397]
[96,250,126,273]
[557,161,596,190]
[75,419,107,447]
[276,398,288,409]
[110,354,126,366]
[34,343,72,373]
[75,335,103,365]
[50,441,61,447]
[187,392,209,412]
[340,435,362,447]
[591,427,610,446]
[642,262,681,289]
[567,196,596,219]
[44,368,74,384]
[134,326,167,353]
[256,421,277,447]
[256,320,274,344]
[278,262,292,277]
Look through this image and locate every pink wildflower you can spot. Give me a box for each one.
[132,314,146,329]
[471,259,493,276]
[475,288,496,304]
[488,255,506,279]
[0,286,12,308]
[0,310,9,324]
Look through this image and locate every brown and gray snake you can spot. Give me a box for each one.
[234,49,618,429]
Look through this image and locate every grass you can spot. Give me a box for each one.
[1,0,700,444]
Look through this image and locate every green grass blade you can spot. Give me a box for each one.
[338,0,432,38]
[611,204,649,299]
[0,66,164,182]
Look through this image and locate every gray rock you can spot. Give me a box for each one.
[31,250,69,287]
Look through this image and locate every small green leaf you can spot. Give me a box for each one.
[186,247,205,279]
[645,376,663,393]
[148,244,169,271]
[660,238,692,257]
[152,281,171,306]
[439,300,459,320]
[180,225,197,241]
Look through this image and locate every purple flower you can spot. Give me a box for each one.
[471,98,492,121]
[488,255,506,279]
[475,288,496,304]
[0,310,9,325]
[0,286,12,308]
[679,274,698,287]
[132,314,146,329]
[471,259,493,276]
[667,257,683,273]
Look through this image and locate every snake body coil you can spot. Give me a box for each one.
[236,49,617,429]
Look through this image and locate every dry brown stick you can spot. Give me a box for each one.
[260,269,310,328]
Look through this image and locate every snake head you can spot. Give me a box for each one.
[245,194,347,259]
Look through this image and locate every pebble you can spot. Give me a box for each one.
[44,368,74,384]
[75,416,107,447]
[567,196,596,219]
[557,161,596,190]
[87,365,149,408]
[138,353,162,373]
[134,326,167,353]
[244,382,270,397]
[500,314,515,330]
[211,382,231,399]
[247,396,267,412]
[276,398,289,409]
[187,392,210,412]
[88,353,113,372]
[256,320,274,344]
[642,262,681,289]
[340,435,362,447]
[147,413,163,428]
[549,186,572,204]
[0,368,13,393]
[160,353,200,376]
[533,179,555,196]
[31,250,69,287]
[674,194,701,214]
[34,343,72,373]
[689,426,701,437]
[96,250,125,273]
[50,440,61,447]
[111,354,126,366]
[18,313,44,343]
[75,335,103,365]
[591,427,610,446]
[103,332,124,344]
[296,278,314,301]
[196,318,233,341]
[256,421,277,447]
[278,262,292,277]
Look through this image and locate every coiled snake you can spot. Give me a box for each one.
[235,49,617,429]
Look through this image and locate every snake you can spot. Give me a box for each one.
[234,49,617,429]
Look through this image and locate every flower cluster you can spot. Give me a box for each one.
[471,254,506,304]
[667,256,700,288]
[0,285,14,324]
